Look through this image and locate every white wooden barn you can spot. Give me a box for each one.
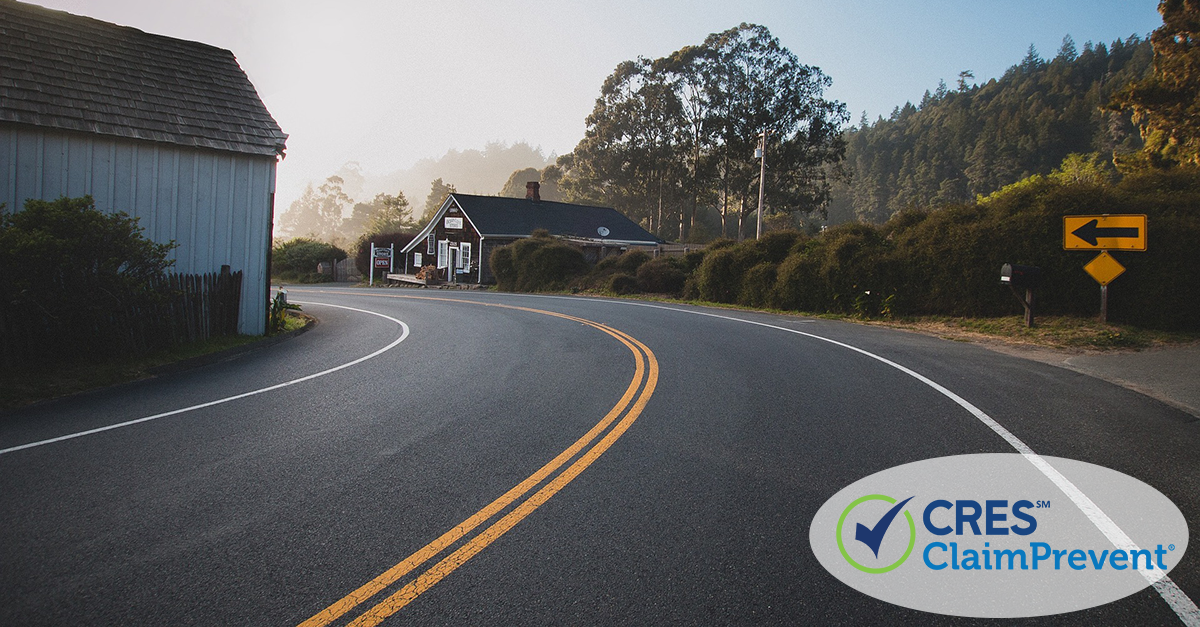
[0,0,287,335]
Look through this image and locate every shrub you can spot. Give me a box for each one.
[605,273,639,295]
[751,229,806,264]
[272,238,348,282]
[738,262,777,307]
[0,195,176,367]
[681,248,708,273]
[774,244,823,312]
[490,234,588,292]
[692,246,744,303]
[595,249,651,275]
[490,246,514,287]
[692,240,771,303]
[676,167,1200,328]
[636,258,687,294]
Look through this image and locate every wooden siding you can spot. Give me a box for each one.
[0,124,274,335]
[405,205,483,282]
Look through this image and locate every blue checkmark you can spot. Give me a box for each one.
[854,496,914,558]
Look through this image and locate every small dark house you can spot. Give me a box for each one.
[401,182,661,284]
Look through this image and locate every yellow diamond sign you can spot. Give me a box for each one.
[1083,252,1125,286]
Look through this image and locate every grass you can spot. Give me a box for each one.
[872,315,1199,350]
[0,313,310,412]
[568,289,1199,351]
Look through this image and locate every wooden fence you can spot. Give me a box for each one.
[626,243,708,258]
[1,266,243,370]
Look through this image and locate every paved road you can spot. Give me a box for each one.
[1,287,1196,625]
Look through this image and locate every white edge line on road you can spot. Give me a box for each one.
[0,301,409,457]
[513,294,1200,626]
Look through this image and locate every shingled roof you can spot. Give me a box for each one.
[443,194,661,244]
[0,0,286,157]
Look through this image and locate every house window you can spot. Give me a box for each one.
[413,252,422,268]
[437,240,449,269]
[459,242,471,269]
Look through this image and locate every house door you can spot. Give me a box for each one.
[447,247,457,283]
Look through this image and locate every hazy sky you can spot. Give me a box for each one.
[29,0,1162,214]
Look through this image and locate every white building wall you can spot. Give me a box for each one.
[0,125,275,335]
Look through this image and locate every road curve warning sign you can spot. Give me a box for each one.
[1083,251,1126,286]
[1063,214,1147,251]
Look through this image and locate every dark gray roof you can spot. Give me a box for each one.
[0,0,286,157]
[451,194,662,243]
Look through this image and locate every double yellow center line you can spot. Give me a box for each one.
[293,292,658,626]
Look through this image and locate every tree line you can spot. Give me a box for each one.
[827,35,1154,224]
[282,1,1198,249]
[276,176,462,246]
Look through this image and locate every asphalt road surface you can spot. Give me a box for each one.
[2,287,1197,625]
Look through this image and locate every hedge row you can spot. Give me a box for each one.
[490,230,590,292]
[271,238,348,283]
[490,169,1200,330]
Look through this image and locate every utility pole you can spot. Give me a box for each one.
[756,128,772,240]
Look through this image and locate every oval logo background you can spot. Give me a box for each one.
[809,454,1189,618]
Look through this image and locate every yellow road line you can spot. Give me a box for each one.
[293,291,657,626]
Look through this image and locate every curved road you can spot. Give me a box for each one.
[1,287,1196,625]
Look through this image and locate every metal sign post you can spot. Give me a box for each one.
[1064,215,1146,322]
[1082,251,1125,323]
[369,243,375,286]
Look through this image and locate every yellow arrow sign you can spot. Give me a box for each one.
[1063,215,1147,251]
[1083,251,1126,286]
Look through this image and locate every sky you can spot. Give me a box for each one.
[28,0,1164,216]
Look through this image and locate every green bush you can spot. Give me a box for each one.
[595,249,651,275]
[681,248,708,273]
[692,242,768,303]
[605,273,639,295]
[490,246,514,285]
[490,233,589,292]
[272,238,348,282]
[738,262,778,307]
[0,195,177,367]
[480,166,1200,329]
[636,258,687,294]
[768,224,897,315]
[751,229,806,264]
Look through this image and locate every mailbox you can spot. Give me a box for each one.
[1000,263,1041,288]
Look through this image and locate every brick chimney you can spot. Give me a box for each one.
[526,181,540,202]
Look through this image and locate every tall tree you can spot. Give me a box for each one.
[561,23,847,241]
[277,175,352,242]
[563,57,688,236]
[498,167,543,197]
[657,45,717,240]
[1109,0,1200,167]
[345,191,415,237]
[537,164,565,201]
[701,23,848,238]
[499,165,564,201]
[422,178,457,223]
